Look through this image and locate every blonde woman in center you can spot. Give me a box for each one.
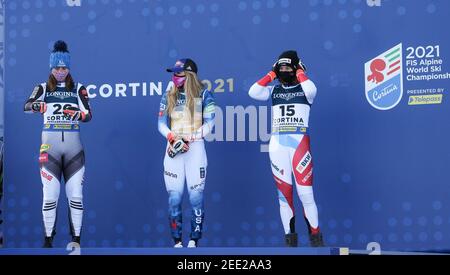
[158,58,215,248]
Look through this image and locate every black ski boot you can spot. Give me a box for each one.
[43,236,54,248]
[285,233,298,247]
[309,232,324,247]
[71,236,81,245]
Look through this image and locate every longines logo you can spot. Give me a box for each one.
[273,92,304,101]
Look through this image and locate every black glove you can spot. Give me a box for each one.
[63,106,83,121]
[167,139,189,158]
[31,100,46,113]
[298,60,307,72]
[271,62,279,79]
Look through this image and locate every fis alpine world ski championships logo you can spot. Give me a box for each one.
[365,43,403,110]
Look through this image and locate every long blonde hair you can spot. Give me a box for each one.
[166,71,204,117]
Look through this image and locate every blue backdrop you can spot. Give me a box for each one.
[3,0,450,251]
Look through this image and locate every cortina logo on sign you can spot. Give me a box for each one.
[364,43,403,110]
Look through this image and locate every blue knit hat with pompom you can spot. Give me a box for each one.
[49,40,70,69]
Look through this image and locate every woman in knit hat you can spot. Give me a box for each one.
[248,50,324,247]
[24,40,93,248]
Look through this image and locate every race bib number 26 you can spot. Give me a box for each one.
[45,103,77,124]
